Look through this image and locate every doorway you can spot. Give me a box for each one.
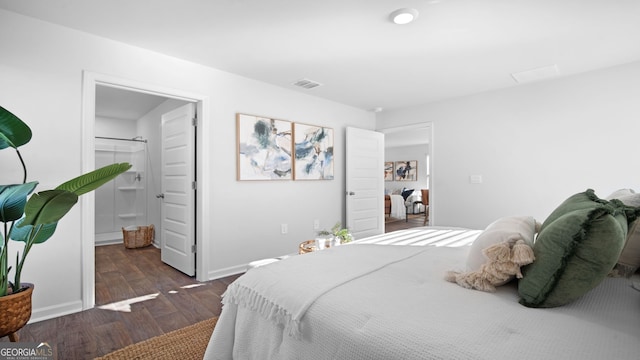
[380,123,433,230]
[81,71,211,310]
[94,86,193,305]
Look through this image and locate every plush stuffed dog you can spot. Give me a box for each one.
[445,239,535,292]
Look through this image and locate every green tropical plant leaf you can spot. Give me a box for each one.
[55,163,131,196]
[21,190,78,227]
[0,182,38,222]
[10,219,58,244]
[0,105,32,150]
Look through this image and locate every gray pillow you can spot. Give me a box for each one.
[606,189,640,277]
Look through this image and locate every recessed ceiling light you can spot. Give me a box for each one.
[389,8,419,25]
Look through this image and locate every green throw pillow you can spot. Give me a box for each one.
[518,189,628,308]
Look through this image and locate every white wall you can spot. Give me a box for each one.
[378,61,640,229]
[385,144,429,195]
[95,116,137,139]
[0,9,374,321]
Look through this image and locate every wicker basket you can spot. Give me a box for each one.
[298,240,318,254]
[122,224,155,249]
[0,283,33,341]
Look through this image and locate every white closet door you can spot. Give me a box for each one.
[345,127,385,239]
[160,103,196,276]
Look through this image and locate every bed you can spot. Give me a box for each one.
[204,190,640,360]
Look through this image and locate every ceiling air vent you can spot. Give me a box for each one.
[292,78,322,89]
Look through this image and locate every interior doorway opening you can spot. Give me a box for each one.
[380,122,433,231]
[93,85,189,247]
[81,71,210,310]
[94,85,192,306]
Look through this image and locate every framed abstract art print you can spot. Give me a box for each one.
[394,160,417,181]
[293,123,334,180]
[236,113,292,180]
[384,161,394,181]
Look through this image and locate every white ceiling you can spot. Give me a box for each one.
[2,0,640,114]
[95,86,168,121]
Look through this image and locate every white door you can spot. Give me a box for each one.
[160,103,196,276]
[345,127,385,239]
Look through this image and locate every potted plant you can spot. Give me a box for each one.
[0,105,131,340]
[317,222,354,246]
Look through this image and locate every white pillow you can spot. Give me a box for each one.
[604,188,636,201]
[605,189,640,277]
[466,216,538,272]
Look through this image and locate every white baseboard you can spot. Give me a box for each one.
[95,231,123,246]
[29,300,83,324]
[206,253,296,281]
[95,239,123,246]
[207,264,247,280]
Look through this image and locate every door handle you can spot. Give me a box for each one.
[156,193,165,199]
[347,191,355,196]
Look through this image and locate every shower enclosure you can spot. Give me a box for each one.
[94,136,148,245]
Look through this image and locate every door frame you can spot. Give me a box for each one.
[379,122,434,224]
[80,71,211,310]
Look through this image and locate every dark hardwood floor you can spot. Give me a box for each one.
[0,244,240,359]
[384,212,428,232]
[1,218,423,359]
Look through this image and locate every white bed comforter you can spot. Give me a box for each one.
[222,244,433,339]
[205,231,640,360]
